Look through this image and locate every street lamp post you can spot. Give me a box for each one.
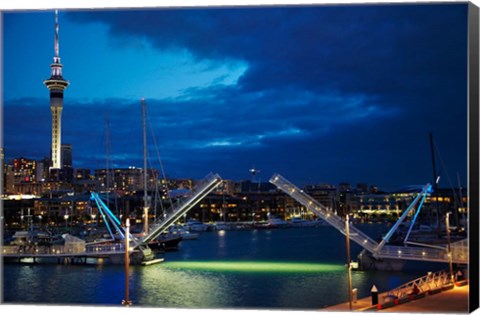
[345,215,353,311]
[64,212,69,229]
[445,212,454,283]
[122,218,132,306]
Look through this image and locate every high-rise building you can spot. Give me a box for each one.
[94,167,159,194]
[3,163,15,195]
[61,144,72,167]
[13,157,38,183]
[61,144,73,182]
[44,10,69,171]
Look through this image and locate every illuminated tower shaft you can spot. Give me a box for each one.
[44,10,69,170]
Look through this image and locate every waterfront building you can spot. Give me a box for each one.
[338,186,357,216]
[33,192,94,224]
[9,181,71,197]
[425,188,468,228]
[356,182,369,194]
[355,193,402,221]
[43,11,69,172]
[215,179,235,195]
[304,183,338,213]
[2,198,36,230]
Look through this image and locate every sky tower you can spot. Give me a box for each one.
[44,10,69,170]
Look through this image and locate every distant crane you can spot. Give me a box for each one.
[249,166,260,182]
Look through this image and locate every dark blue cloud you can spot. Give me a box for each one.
[3,4,468,190]
[67,5,467,96]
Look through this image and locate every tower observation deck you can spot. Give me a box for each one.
[44,10,69,170]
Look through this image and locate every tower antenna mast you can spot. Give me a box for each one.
[44,10,69,172]
[54,10,60,61]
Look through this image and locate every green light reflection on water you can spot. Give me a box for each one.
[162,261,344,273]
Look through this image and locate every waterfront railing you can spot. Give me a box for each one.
[384,270,451,300]
[270,173,378,253]
[3,242,128,257]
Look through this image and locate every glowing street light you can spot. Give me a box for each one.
[446,212,454,283]
[122,218,132,306]
[345,215,353,311]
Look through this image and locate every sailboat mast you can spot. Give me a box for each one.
[106,112,110,207]
[142,98,149,235]
[429,133,441,235]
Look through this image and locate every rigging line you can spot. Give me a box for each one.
[146,148,165,220]
[105,111,110,208]
[433,141,461,208]
[153,175,160,221]
[147,113,174,211]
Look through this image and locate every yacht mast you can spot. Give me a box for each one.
[142,98,149,235]
[429,132,441,234]
[106,112,110,207]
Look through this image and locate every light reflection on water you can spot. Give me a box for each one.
[132,265,238,308]
[3,226,438,309]
[131,262,347,309]
[130,260,370,309]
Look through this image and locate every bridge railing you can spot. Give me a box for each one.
[141,173,222,244]
[270,173,468,264]
[451,238,469,263]
[377,245,448,263]
[85,243,126,253]
[2,245,66,255]
[270,174,379,253]
[3,244,92,256]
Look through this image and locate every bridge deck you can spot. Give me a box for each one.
[269,173,468,264]
[140,173,222,245]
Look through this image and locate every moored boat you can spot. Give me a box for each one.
[148,234,183,252]
[170,226,199,240]
[186,219,212,232]
[289,217,318,228]
[267,217,289,228]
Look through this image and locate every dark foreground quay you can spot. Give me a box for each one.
[325,282,470,313]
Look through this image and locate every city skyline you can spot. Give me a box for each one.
[3,3,469,190]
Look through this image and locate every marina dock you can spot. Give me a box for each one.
[2,243,128,264]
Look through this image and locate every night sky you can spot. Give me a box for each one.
[2,3,469,190]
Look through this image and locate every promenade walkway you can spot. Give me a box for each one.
[324,284,469,313]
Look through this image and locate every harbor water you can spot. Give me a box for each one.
[2,224,446,310]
